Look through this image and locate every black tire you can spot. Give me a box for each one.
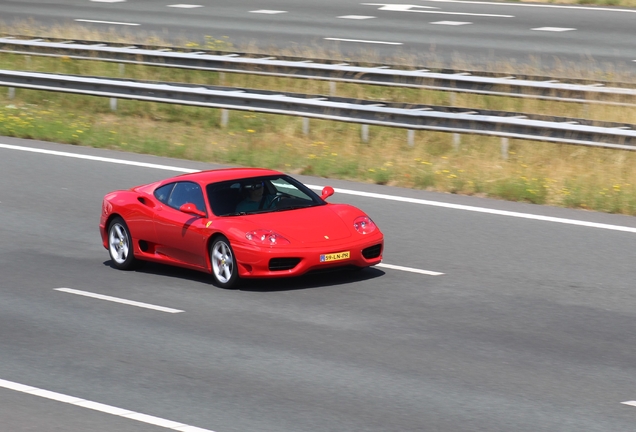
[210,235,239,289]
[107,217,137,270]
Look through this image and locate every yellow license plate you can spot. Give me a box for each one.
[320,251,351,262]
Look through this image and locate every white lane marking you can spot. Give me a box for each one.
[0,378,216,432]
[338,15,376,19]
[324,37,402,45]
[431,20,471,25]
[362,3,513,17]
[75,19,140,26]
[622,401,636,407]
[0,143,199,173]
[309,185,636,234]
[421,0,636,13]
[55,288,184,313]
[377,263,444,275]
[90,0,126,2]
[167,4,204,8]
[364,4,439,11]
[532,27,576,32]
[249,10,287,14]
[3,143,636,235]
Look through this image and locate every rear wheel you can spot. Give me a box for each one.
[108,217,137,270]
[210,236,239,289]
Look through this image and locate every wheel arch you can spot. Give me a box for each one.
[207,232,240,289]
[103,212,129,240]
[206,232,229,271]
[105,213,138,270]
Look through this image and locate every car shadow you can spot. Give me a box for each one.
[238,267,386,292]
[103,260,214,284]
[103,260,385,292]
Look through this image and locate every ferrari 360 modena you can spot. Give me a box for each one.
[100,168,384,288]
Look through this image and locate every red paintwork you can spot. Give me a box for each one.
[100,168,383,279]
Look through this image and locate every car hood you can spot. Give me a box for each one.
[239,204,354,245]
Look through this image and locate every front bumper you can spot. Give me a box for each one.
[232,233,383,278]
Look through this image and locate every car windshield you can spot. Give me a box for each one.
[206,175,326,216]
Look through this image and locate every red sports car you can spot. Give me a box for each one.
[100,168,384,288]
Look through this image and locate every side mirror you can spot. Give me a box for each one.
[320,186,335,201]
[179,203,206,218]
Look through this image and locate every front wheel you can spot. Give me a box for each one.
[210,236,239,289]
[108,217,137,270]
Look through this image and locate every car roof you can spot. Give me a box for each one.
[172,167,284,185]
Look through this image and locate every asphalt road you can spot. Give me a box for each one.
[1,0,635,70]
[2,136,636,431]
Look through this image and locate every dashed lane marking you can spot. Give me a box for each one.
[431,20,472,25]
[338,15,376,19]
[0,378,215,431]
[55,288,184,313]
[532,27,576,32]
[377,263,444,276]
[167,4,204,8]
[249,10,287,14]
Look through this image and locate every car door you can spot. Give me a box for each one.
[153,181,209,268]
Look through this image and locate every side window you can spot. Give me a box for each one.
[167,182,206,213]
[207,182,243,216]
[154,183,175,204]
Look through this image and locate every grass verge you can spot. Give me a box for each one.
[3,90,636,215]
[1,23,636,215]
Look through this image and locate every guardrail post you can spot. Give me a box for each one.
[221,109,229,127]
[8,87,15,99]
[453,133,461,151]
[449,92,456,106]
[1,68,633,148]
[25,55,31,70]
[119,63,125,76]
[110,98,117,111]
[219,72,226,86]
[407,130,414,147]
[361,124,369,143]
[501,137,509,160]
[329,81,336,96]
[302,118,310,135]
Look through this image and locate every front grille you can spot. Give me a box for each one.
[362,244,382,259]
[269,258,301,271]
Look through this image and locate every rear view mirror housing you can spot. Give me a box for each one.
[179,203,206,218]
[320,186,335,200]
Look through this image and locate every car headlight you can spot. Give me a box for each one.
[245,230,290,245]
[353,216,377,234]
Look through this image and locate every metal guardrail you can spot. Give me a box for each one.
[1,37,635,106]
[1,70,635,150]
